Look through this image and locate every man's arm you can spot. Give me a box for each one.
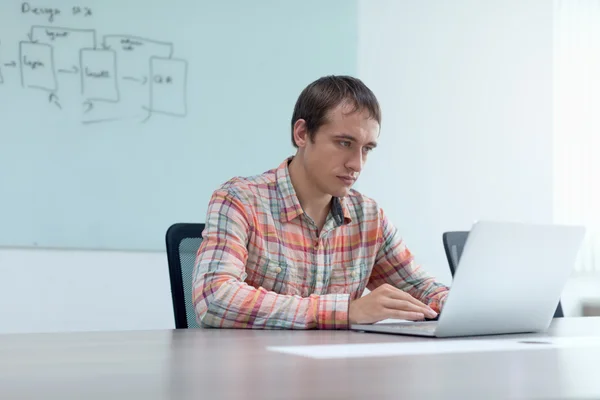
[367,208,449,313]
[192,189,349,329]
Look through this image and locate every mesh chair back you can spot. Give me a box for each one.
[166,223,205,329]
[442,231,470,276]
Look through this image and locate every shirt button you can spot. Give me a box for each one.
[274,266,282,274]
[352,270,359,278]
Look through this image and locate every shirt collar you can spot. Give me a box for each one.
[332,196,353,226]
[276,157,352,226]
[276,157,304,222]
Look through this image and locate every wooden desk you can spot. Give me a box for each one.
[1,317,600,399]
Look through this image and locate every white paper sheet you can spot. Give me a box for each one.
[267,336,600,359]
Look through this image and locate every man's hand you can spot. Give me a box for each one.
[349,284,438,324]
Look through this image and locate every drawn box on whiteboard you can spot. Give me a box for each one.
[20,42,57,91]
[31,26,96,73]
[149,57,187,117]
[80,49,119,102]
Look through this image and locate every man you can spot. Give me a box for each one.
[192,75,449,329]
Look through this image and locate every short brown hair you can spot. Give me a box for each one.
[291,75,381,148]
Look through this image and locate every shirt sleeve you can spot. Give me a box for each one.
[192,189,349,329]
[368,207,450,313]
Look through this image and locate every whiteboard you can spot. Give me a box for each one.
[0,0,357,251]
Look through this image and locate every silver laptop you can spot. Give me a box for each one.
[351,220,586,338]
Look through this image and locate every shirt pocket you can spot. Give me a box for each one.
[328,262,368,299]
[256,255,295,295]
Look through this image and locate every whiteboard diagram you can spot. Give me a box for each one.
[1,25,188,124]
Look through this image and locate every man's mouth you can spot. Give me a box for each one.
[338,176,356,185]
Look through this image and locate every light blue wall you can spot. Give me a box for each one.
[0,0,358,251]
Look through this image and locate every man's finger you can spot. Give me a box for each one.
[382,298,437,318]
[388,309,426,321]
[384,286,433,310]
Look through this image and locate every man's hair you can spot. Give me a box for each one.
[290,75,381,148]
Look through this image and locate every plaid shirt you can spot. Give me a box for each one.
[192,157,449,329]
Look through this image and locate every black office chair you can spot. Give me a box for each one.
[442,231,564,318]
[165,223,206,329]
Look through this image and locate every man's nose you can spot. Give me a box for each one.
[346,149,363,173]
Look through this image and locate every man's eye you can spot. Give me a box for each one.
[363,147,374,153]
[340,141,351,147]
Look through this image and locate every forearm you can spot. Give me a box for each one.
[193,274,350,329]
[368,261,449,313]
[373,208,450,313]
[407,277,448,313]
[394,267,448,313]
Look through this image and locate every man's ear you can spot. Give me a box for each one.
[293,119,309,148]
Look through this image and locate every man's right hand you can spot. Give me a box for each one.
[348,284,438,325]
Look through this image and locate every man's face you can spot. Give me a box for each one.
[296,103,380,198]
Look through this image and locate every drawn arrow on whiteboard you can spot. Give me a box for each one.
[48,92,61,109]
[122,75,147,85]
[58,65,79,74]
[83,100,94,113]
[27,32,38,43]
[94,41,111,50]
